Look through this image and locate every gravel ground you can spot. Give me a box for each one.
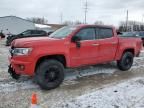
[0,39,144,108]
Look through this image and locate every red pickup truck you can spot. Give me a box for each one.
[8,25,142,90]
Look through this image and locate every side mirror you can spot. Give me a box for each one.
[71,36,81,43]
[71,36,81,48]
[117,31,122,35]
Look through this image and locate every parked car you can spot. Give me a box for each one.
[6,29,49,46]
[122,31,144,46]
[8,25,142,90]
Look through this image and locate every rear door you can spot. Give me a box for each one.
[96,27,118,62]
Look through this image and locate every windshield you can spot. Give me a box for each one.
[49,26,77,39]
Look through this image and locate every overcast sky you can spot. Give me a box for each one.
[0,0,144,26]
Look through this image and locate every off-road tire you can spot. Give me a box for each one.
[117,52,134,71]
[35,59,64,90]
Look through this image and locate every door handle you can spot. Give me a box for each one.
[111,42,117,45]
[92,44,99,46]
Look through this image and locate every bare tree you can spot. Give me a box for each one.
[75,20,83,25]
[63,20,83,25]
[63,21,74,25]
[94,21,104,25]
[27,17,48,24]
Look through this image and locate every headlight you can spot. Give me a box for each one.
[12,48,32,56]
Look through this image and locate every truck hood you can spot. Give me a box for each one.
[11,37,63,47]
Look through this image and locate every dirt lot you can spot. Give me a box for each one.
[0,39,144,108]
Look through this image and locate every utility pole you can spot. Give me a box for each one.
[84,0,88,24]
[126,10,129,31]
[60,13,63,24]
[142,14,144,23]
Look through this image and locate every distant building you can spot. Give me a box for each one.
[119,21,144,32]
[0,16,53,35]
[0,16,35,35]
[125,21,144,32]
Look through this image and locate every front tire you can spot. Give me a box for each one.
[117,52,134,71]
[35,59,64,90]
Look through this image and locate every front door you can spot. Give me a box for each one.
[69,27,99,67]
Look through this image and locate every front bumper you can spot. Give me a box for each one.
[9,56,35,76]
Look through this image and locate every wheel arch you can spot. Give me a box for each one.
[35,54,67,73]
[117,48,135,60]
[122,48,135,55]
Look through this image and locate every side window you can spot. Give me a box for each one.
[76,28,95,40]
[98,28,113,39]
[22,30,32,36]
[31,30,36,35]
[39,31,47,35]
[33,31,46,36]
[33,30,40,35]
[31,30,43,36]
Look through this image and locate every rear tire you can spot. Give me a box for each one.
[117,52,134,71]
[35,59,64,90]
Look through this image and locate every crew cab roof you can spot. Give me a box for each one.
[76,24,114,28]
